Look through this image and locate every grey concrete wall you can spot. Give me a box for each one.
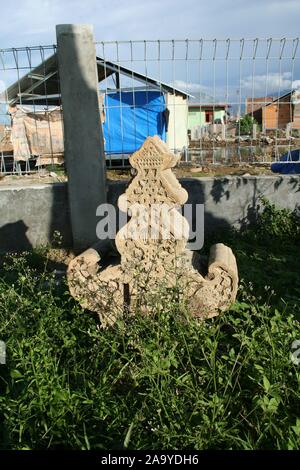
[182,175,300,234]
[0,183,72,252]
[108,175,300,236]
[0,175,299,251]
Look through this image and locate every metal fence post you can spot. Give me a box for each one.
[56,24,107,251]
[221,124,226,140]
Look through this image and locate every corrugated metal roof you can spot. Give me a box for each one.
[265,89,294,106]
[1,53,190,106]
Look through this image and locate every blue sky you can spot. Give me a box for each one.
[0,0,299,119]
[0,0,299,48]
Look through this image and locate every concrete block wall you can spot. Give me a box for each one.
[0,183,72,252]
[0,175,299,252]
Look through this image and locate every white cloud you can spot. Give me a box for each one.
[172,80,204,92]
[172,80,219,102]
[292,80,300,89]
[0,0,299,104]
[172,80,231,102]
[0,0,300,48]
[241,72,300,94]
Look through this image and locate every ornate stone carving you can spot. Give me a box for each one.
[67,136,238,326]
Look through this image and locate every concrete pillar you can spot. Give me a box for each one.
[56,24,106,251]
[252,123,257,140]
[286,123,291,139]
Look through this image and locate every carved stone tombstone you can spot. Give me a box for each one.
[67,136,238,326]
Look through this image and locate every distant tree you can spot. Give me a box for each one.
[238,115,258,135]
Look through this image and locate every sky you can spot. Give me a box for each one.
[0,0,299,48]
[0,0,299,119]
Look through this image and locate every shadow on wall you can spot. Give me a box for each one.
[0,218,69,274]
[181,179,232,240]
[0,183,72,253]
[210,178,231,204]
[0,220,32,252]
[209,175,300,231]
[208,176,264,231]
[287,176,300,193]
[236,177,260,230]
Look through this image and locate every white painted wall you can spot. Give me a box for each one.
[166,94,188,153]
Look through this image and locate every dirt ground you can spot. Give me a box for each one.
[0,163,276,186]
[0,173,67,186]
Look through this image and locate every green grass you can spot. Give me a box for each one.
[0,199,300,450]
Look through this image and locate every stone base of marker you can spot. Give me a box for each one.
[68,243,238,327]
[67,136,238,327]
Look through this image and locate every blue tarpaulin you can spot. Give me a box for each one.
[271,148,300,174]
[103,90,166,155]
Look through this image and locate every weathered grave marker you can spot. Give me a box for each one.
[67,136,238,326]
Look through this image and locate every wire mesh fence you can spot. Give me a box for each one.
[96,38,300,168]
[0,45,64,176]
[0,38,300,176]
